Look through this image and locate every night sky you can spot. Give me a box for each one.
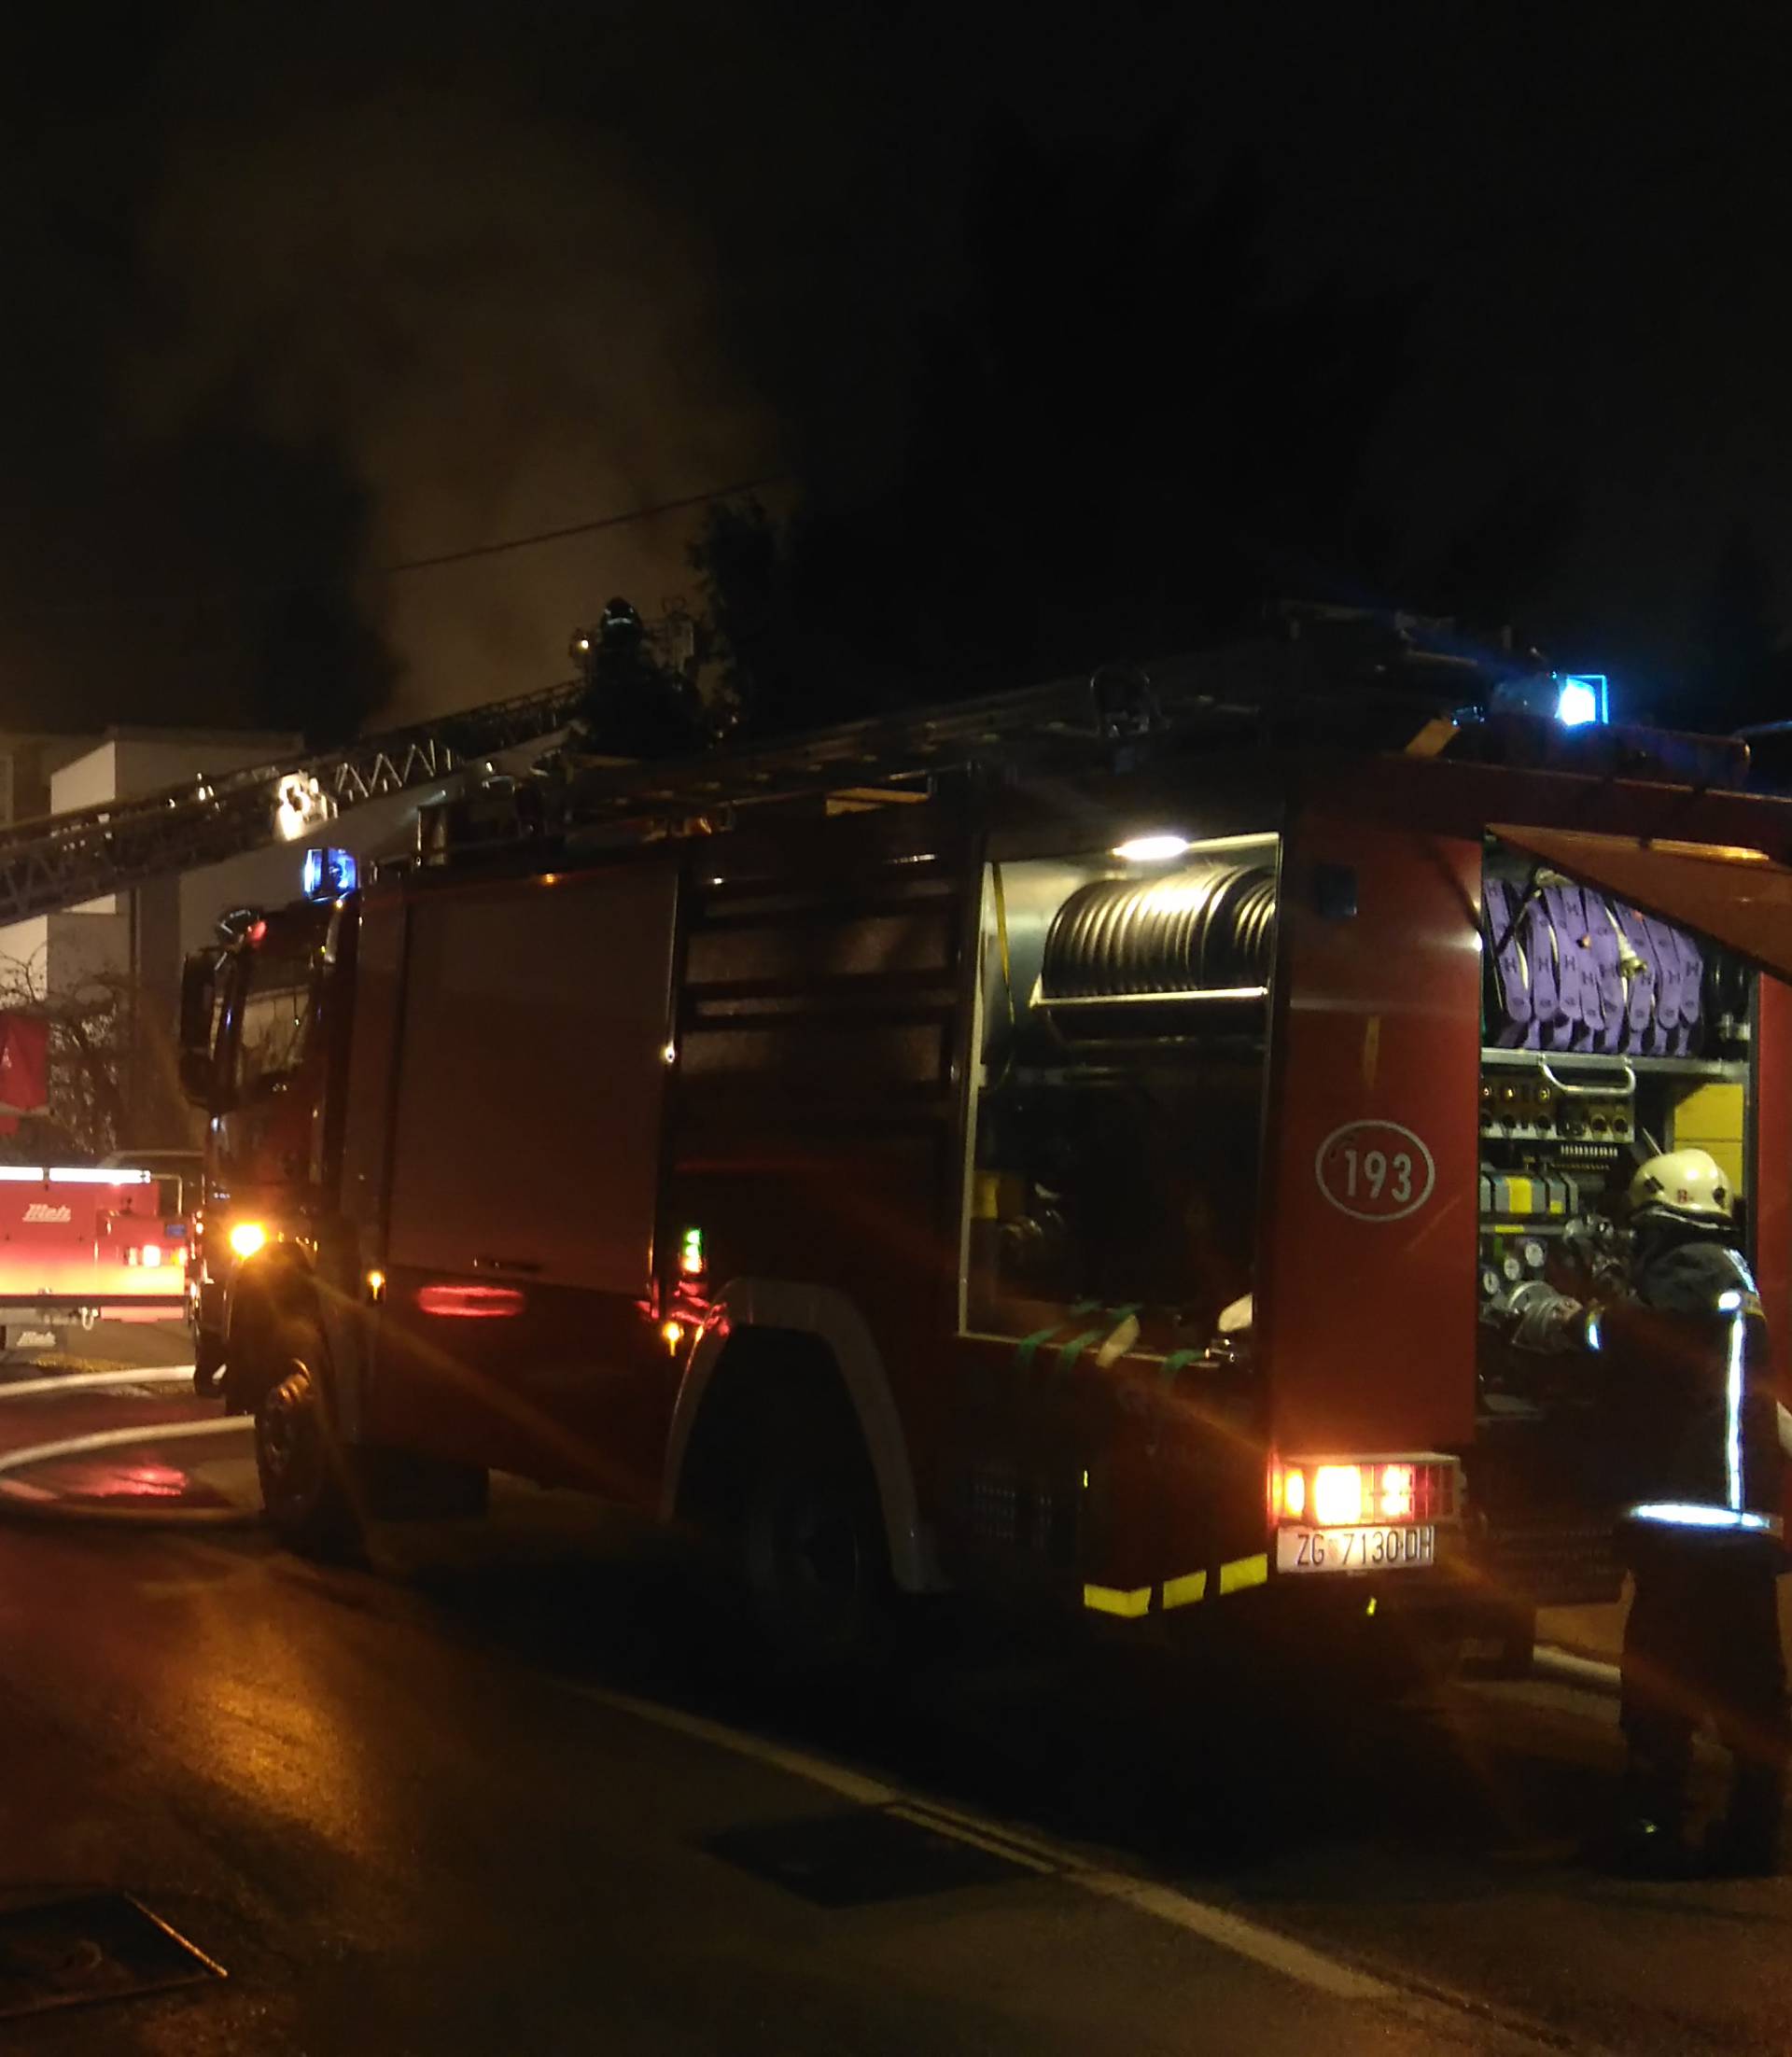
[3,4,1786,743]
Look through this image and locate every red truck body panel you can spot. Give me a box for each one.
[1258,814,1483,1454]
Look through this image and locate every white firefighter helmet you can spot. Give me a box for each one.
[1626,1147,1732,1224]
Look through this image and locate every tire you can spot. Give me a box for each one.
[255,1358,362,1558]
[1490,1606,1538,1681]
[193,1336,225,1398]
[737,1394,895,1677]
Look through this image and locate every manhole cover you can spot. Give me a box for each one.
[0,1893,223,2021]
[704,1807,1033,1907]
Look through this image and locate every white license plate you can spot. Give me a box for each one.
[1276,1524,1436,1575]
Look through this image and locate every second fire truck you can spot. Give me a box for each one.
[177,632,1792,1672]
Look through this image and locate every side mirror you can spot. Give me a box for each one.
[178,951,222,1108]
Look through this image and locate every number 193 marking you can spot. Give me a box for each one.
[1313,1120,1436,1223]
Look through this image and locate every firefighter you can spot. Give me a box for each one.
[1488,1148,1788,1876]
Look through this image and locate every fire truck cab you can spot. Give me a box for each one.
[177,637,1792,1673]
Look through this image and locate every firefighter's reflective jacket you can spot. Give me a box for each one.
[1591,1235,1784,1553]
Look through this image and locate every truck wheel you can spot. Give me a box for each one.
[193,1337,225,1398]
[738,1397,894,1676]
[1489,1606,1538,1680]
[256,1360,361,1559]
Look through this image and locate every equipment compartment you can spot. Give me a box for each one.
[1469,839,1757,1606]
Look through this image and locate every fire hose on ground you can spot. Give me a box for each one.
[0,1367,254,1526]
[0,1373,1639,1690]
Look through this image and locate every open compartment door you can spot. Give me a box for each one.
[1488,827,1792,985]
[1488,820,1792,1544]
[1258,816,1483,1452]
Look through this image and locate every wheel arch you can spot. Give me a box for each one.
[663,1280,945,1594]
[222,1242,324,1414]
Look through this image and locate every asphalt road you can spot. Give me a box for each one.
[2,1358,1791,2052]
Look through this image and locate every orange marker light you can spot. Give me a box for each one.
[1281,1465,1307,1520]
[661,1319,685,1353]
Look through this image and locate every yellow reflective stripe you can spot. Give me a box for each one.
[1218,1552,1268,1597]
[1162,1569,1208,1610]
[1083,1583,1152,1618]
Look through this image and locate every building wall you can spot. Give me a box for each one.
[0,732,91,830]
[0,910,131,995]
[2,729,302,1150]
[51,732,302,917]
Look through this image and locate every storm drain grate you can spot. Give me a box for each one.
[0,1893,223,2021]
[704,1806,1034,1907]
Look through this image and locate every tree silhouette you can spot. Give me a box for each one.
[570,597,721,757]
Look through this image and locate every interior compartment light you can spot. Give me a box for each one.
[1312,1463,1365,1528]
[1112,833,1193,863]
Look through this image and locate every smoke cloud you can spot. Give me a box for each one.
[134,72,775,721]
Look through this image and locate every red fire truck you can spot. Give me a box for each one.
[175,634,1792,1671]
[0,1164,189,1350]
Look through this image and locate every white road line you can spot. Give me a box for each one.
[0,1365,200,1400]
[1074,1875,1392,2001]
[883,1804,1057,1876]
[570,1682,893,1807]
[567,1679,1395,2004]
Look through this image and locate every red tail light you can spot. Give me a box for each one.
[1272,1457,1457,1525]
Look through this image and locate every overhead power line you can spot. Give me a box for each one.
[3,472,788,619]
[374,473,788,577]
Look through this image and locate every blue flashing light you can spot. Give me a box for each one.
[1556,674,1608,727]
[301,846,358,900]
